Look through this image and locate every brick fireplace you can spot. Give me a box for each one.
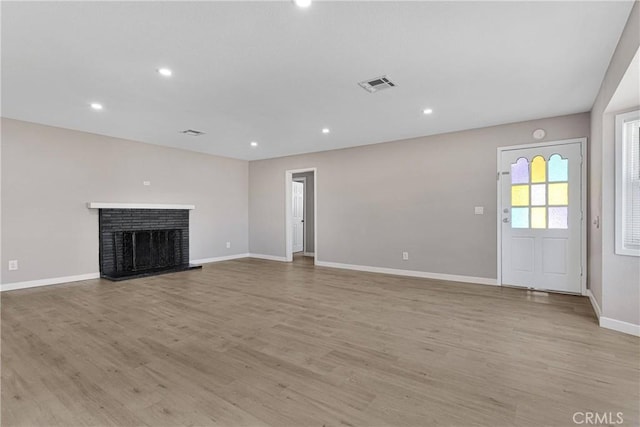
[89,203,201,280]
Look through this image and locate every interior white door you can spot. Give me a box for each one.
[500,142,583,293]
[292,181,304,253]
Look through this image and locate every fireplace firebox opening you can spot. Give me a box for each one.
[98,208,200,281]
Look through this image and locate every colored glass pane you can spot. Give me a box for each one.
[548,183,568,205]
[548,207,568,229]
[531,156,546,183]
[511,158,529,184]
[531,184,546,206]
[531,207,546,229]
[548,154,568,182]
[511,185,529,206]
[512,208,529,228]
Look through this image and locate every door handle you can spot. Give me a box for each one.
[503,218,510,223]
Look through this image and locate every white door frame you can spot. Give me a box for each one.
[285,168,317,262]
[496,137,587,295]
[292,176,307,253]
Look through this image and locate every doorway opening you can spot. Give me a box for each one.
[497,138,587,295]
[285,168,317,263]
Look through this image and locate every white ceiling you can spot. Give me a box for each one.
[1,1,634,160]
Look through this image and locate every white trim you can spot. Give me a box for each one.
[586,289,602,319]
[293,176,307,253]
[498,137,588,152]
[496,147,502,288]
[581,138,588,296]
[315,261,497,286]
[314,170,318,262]
[285,168,318,263]
[190,253,249,264]
[600,317,640,337]
[87,202,195,210]
[1,273,100,292]
[303,252,315,257]
[249,253,289,262]
[615,109,640,256]
[496,137,588,296]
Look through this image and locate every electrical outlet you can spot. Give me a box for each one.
[226,242,231,249]
[8,260,18,271]
[475,206,484,215]
[143,181,151,186]
[402,252,409,260]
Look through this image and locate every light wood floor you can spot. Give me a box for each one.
[2,257,639,426]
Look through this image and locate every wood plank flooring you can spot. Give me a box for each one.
[2,257,639,426]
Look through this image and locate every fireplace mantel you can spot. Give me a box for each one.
[87,202,195,210]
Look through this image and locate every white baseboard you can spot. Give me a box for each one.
[249,253,289,262]
[1,272,101,292]
[586,290,639,337]
[586,289,602,319]
[303,252,315,257]
[190,253,250,264]
[314,260,498,286]
[0,253,253,292]
[600,317,640,337]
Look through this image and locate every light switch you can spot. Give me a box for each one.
[475,206,484,215]
[8,260,18,271]
[143,181,151,186]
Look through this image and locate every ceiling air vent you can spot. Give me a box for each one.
[358,75,397,93]
[179,129,205,136]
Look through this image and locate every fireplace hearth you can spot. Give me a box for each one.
[98,208,201,280]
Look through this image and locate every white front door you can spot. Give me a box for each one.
[499,141,583,293]
[292,181,304,253]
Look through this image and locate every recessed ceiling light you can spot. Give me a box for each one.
[250,141,258,147]
[322,128,330,134]
[423,108,433,115]
[90,103,103,110]
[293,0,311,8]
[157,68,172,77]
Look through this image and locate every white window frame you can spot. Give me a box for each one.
[615,109,640,256]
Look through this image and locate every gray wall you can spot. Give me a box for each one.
[249,113,589,279]
[589,1,640,326]
[1,118,249,284]
[293,171,314,253]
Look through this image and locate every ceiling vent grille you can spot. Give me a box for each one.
[358,75,397,93]
[179,129,205,136]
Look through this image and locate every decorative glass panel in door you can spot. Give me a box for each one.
[500,142,582,294]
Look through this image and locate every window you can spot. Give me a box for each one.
[510,154,569,229]
[615,109,640,256]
